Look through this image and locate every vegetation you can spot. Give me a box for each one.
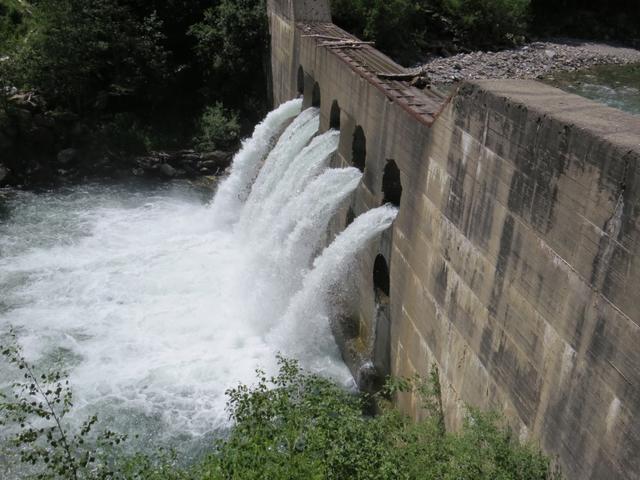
[530,0,640,44]
[0,0,637,166]
[193,103,240,152]
[0,0,637,186]
[330,0,639,65]
[330,0,530,63]
[329,0,529,64]
[0,0,30,49]
[0,0,269,156]
[1,331,560,480]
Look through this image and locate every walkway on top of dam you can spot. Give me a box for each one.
[298,22,449,126]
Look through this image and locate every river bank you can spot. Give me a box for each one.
[421,39,640,84]
[0,91,235,188]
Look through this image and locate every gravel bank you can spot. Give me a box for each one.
[421,39,640,84]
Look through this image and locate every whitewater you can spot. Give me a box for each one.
[0,99,397,448]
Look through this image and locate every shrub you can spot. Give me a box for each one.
[530,0,640,43]
[193,103,241,152]
[189,0,270,125]
[331,0,531,63]
[330,0,431,64]
[0,0,29,51]
[439,0,530,47]
[3,0,169,115]
[1,335,560,480]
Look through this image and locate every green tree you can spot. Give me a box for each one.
[193,102,240,152]
[0,0,30,51]
[6,0,168,115]
[189,0,270,126]
[331,0,531,64]
[1,337,560,480]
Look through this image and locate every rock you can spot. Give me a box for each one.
[71,123,90,140]
[410,75,431,89]
[33,114,56,129]
[179,153,202,165]
[200,150,231,161]
[48,111,80,124]
[2,122,18,138]
[9,92,45,112]
[0,164,8,183]
[11,108,33,130]
[199,150,232,169]
[31,127,56,149]
[57,148,78,165]
[0,131,11,150]
[198,160,219,169]
[159,163,177,178]
[135,155,159,169]
[175,149,196,156]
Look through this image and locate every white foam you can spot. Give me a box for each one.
[0,106,396,448]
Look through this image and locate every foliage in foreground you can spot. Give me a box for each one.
[1,334,560,480]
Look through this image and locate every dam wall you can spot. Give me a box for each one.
[267,1,640,478]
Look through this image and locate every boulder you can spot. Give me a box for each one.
[199,150,232,169]
[48,111,80,124]
[57,148,78,165]
[33,113,56,129]
[135,155,159,169]
[0,131,12,150]
[179,153,202,163]
[0,164,8,183]
[159,163,177,178]
[11,108,32,131]
[31,127,56,149]
[9,92,46,112]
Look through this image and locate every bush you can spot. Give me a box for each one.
[3,0,169,115]
[0,0,269,159]
[530,0,640,43]
[329,0,431,64]
[189,0,270,125]
[193,103,241,152]
[1,336,560,480]
[440,0,530,47]
[0,0,29,50]
[330,0,531,63]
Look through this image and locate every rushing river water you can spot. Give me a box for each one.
[546,63,640,116]
[0,100,397,461]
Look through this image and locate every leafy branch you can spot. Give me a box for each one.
[0,329,126,480]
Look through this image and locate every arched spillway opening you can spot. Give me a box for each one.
[352,125,366,172]
[345,206,355,227]
[373,254,391,382]
[382,160,402,207]
[312,82,321,107]
[297,66,305,96]
[330,100,341,130]
[373,254,390,300]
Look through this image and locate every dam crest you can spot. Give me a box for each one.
[267,1,640,478]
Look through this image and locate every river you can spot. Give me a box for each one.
[0,100,396,465]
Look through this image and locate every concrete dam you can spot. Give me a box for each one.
[267,1,640,479]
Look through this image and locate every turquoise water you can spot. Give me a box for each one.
[546,63,640,116]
